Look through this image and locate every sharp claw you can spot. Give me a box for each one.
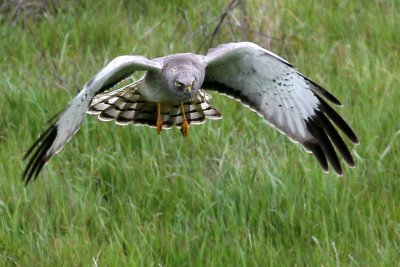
[156,121,162,134]
[156,103,162,134]
[181,120,189,137]
[180,102,189,137]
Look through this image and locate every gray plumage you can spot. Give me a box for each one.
[23,42,358,184]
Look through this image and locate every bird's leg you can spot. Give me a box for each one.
[180,102,189,137]
[156,102,163,134]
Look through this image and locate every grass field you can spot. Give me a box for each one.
[1,0,399,266]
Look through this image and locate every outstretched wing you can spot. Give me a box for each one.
[23,56,161,184]
[203,42,358,174]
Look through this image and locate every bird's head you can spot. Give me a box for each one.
[161,56,205,98]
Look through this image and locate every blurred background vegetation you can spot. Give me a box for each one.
[0,0,399,266]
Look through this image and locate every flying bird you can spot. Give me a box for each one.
[23,42,358,184]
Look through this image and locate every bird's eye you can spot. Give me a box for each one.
[175,81,183,88]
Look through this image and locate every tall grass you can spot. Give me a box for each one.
[1,0,399,266]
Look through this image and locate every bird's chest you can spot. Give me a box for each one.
[138,73,187,103]
[138,83,175,102]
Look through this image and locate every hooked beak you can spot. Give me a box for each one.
[185,85,193,92]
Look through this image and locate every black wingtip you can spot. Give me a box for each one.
[314,94,359,144]
[303,97,361,175]
[304,141,329,172]
[315,111,355,167]
[305,116,343,175]
[23,125,58,185]
[302,76,342,106]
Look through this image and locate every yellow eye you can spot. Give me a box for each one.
[175,81,183,88]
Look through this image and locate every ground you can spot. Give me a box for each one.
[0,0,399,266]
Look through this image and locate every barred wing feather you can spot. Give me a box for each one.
[88,85,221,128]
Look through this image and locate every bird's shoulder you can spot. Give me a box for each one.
[153,53,206,69]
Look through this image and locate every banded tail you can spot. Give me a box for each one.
[87,80,222,128]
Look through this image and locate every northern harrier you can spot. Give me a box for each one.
[23,42,358,184]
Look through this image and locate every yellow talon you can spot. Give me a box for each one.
[180,102,189,137]
[156,102,162,134]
